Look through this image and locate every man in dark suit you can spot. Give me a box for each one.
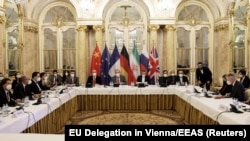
[167,70,178,85]
[86,69,102,86]
[65,71,79,86]
[49,70,62,86]
[0,78,16,107]
[223,73,246,102]
[195,62,212,90]
[159,70,168,86]
[176,70,189,85]
[219,74,232,95]
[238,69,250,89]
[13,75,33,103]
[30,72,42,99]
[111,69,126,85]
[0,72,4,83]
[137,70,150,85]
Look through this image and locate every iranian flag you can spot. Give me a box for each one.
[129,42,140,83]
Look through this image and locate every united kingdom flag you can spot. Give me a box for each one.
[148,45,160,85]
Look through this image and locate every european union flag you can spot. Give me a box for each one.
[101,44,110,86]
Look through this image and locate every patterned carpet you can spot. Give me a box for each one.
[57,110,185,134]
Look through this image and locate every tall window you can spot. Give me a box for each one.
[176,5,211,84]
[5,1,19,76]
[42,6,76,73]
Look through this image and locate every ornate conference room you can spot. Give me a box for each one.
[0,0,250,140]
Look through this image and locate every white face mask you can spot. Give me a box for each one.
[116,73,120,77]
[37,77,41,81]
[54,73,57,76]
[71,74,75,77]
[93,73,96,76]
[44,76,48,80]
[142,74,145,77]
[17,75,21,78]
[6,84,12,90]
[0,77,3,80]
[28,80,32,85]
[65,73,68,76]
[171,73,175,76]
[179,74,183,77]
[163,74,168,77]
[226,80,232,85]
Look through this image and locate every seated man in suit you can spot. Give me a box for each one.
[111,69,126,85]
[86,69,102,87]
[219,74,232,95]
[38,72,51,91]
[65,71,79,86]
[30,72,42,99]
[137,70,150,85]
[0,78,16,107]
[49,70,62,86]
[176,70,189,86]
[216,73,246,102]
[167,70,177,85]
[159,70,168,86]
[13,75,33,103]
[238,69,250,89]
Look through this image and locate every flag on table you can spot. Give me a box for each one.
[101,44,110,86]
[140,45,149,72]
[129,42,140,83]
[90,44,101,76]
[148,45,160,84]
[120,44,131,84]
[109,44,120,78]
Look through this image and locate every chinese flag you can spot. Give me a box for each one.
[90,44,101,76]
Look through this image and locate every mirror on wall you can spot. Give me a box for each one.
[232,0,248,73]
[5,0,20,76]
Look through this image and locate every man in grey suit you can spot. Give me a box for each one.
[49,70,62,86]
[111,69,126,85]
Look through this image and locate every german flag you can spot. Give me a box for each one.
[120,44,132,84]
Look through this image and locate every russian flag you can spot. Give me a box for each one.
[140,45,149,72]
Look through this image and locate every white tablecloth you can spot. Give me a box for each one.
[1,85,250,134]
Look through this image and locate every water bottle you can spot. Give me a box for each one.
[24,96,29,107]
[2,104,8,117]
[185,82,188,88]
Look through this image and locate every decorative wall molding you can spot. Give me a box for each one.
[24,26,38,33]
[214,24,228,32]
[76,25,88,31]
[164,25,176,31]
[0,15,5,24]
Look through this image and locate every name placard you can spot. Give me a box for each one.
[12,109,24,118]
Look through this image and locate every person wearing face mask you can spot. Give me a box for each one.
[12,72,21,90]
[159,70,168,87]
[38,72,50,90]
[167,70,177,85]
[218,74,232,96]
[30,72,42,99]
[136,70,150,85]
[86,69,102,86]
[49,70,62,87]
[195,62,212,90]
[176,70,189,86]
[63,70,70,84]
[0,78,16,107]
[13,75,33,102]
[65,70,80,86]
[238,69,250,89]
[216,73,246,101]
[111,69,126,85]
[0,72,4,83]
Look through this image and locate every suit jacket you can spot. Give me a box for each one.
[159,76,168,86]
[230,81,246,101]
[111,75,126,85]
[219,81,232,95]
[167,75,178,85]
[12,79,21,90]
[0,87,16,107]
[30,80,42,95]
[240,76,250,88]
[176,76,189,85]
[137,75,150,85]
[195,67,212,85]
[86,75,102,85]
[13,83,32,100]
[49,74,62,86]
[65,76,80,86]
[38,80,50,90]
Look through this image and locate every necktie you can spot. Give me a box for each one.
[36,83,42,91]
[6,92,10,102]
[116,77,120,84]
[72,77,74,84]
